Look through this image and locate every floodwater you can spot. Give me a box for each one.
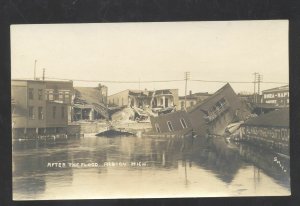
[12,134,290,200]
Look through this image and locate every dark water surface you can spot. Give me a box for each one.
[12,135,290,200]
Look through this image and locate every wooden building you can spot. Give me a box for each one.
[150,83,251,136]
[240,108,289,155]
[150,111,192,134]
[187,83,251,136]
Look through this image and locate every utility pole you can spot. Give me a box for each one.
[42,68,45,81]
[253,73,263,103]
[34,60,37,80]
[253,72,258,103]
[184,72,190,110]
[257,74,263,103]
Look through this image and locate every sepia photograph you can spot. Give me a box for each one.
[11,20,290,200]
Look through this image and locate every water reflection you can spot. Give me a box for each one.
[12,135,290,200]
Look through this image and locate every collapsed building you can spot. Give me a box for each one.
[73,84,109,121]
[150,83,251,136]
[107,89,179,121]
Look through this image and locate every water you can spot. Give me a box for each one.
[12,135,290,200]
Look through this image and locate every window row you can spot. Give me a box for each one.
[28,88,70,101]
[155,118,188,133]
[28,106,65,120]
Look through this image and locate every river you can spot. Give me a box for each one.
[12,134,290,200]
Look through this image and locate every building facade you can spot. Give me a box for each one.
[187,83,251,136]
[178,91,211,110]
[150,111,192,134]
[262,85,289,107]
[108,89,179,110]
[12,80,71,138]
[240,108,289,155]
[44,80,74,122]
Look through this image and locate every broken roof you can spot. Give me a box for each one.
[244,108,289,127]
[154,89,173,95]
[188,83,233,113]
[74,87,103,105]
[128,91,148,97]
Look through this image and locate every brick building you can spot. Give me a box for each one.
[11,79,73,139]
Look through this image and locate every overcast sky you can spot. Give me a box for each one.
[11,20,288,96]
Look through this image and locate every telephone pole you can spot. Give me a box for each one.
[257,74,263,103]
[184,72,190,110]
[34,60,37,80]
[42,68,45,81]
[253,72,263,103]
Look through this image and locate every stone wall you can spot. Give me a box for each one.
[68,122,107,134]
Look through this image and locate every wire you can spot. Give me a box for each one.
[44,77,288,85]
[191,79,288,84]
[45,77,183,83]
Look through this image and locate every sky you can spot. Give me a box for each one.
[11,20,289,96]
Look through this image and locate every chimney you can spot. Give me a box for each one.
[189,90,192,97]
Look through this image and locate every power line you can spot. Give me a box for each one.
[191,79,287,84]
[26,76,288,85]
[45,77,183,83]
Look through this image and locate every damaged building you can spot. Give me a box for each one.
[108,89,179,109]
[73,84,109,121]
[107,89,179,121]
[150,83,251,136]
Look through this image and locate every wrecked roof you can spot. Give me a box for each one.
[154,89,173,95]
[188,83,233,113]
[128,91,148,97]
[244,108,289,127]
[74,87,103,105]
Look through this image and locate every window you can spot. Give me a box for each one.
[53,106,56,119]
[28,106,34,119]
[54,90,59,100]
[65,91,70,102]
[61,106,65,119]
[167,121,174,132]
[49,91,54,101]
[38,107,43,120]
[38,89,43,100]
[155,123,161,133]
[28,88,34,100]
[59,91,64,101]
[180,118,187,129]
